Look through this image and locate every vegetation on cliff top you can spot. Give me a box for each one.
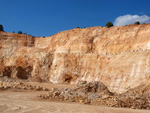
[18,31,23,34]
[105,22,113,27]
[0,24,4,31]
[134,21,140,25]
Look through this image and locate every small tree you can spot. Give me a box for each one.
[18,31,22,34]
[134,21,140,25]
[0,24,4,31]
[105,22,113,27]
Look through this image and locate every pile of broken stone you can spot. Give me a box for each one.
[0,76,49,91]
[40,81,150,110]
[40,81,112,104]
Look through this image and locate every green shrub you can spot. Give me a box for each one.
[18,31,22,34]
[0,24,4,31]
[105,22,113,27]
[134,21,140,25]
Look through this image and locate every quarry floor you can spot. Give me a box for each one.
[0,82,150,113]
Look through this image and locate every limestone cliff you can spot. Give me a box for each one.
[1,24,150,93]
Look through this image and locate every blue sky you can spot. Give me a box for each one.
[0,0,150,37]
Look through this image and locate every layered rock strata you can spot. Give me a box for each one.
[1,24,150,93]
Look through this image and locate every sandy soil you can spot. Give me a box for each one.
[0,83,150,113]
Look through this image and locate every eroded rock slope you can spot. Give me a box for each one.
[1,24,150,93]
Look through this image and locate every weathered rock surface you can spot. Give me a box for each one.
[1,24,150,93]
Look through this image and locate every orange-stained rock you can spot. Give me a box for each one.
[1,24,150,93]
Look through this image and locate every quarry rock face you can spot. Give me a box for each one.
[1,24,150,93]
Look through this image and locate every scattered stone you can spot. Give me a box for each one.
[0,77,49,91]
[39,81,150,110]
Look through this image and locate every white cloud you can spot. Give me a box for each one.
[114,14,150,26]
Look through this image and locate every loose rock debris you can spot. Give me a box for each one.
[40,81,150,110]
[0,77,49,91]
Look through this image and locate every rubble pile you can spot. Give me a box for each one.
[0,77,49,91]
[40,81,150,110]
[116,84,150,109]
[40,81,112,104]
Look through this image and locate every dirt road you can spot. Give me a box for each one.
[0,90,150,113]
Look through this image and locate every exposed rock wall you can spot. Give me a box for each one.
[1,24,150,93]
[0,31,35,48]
